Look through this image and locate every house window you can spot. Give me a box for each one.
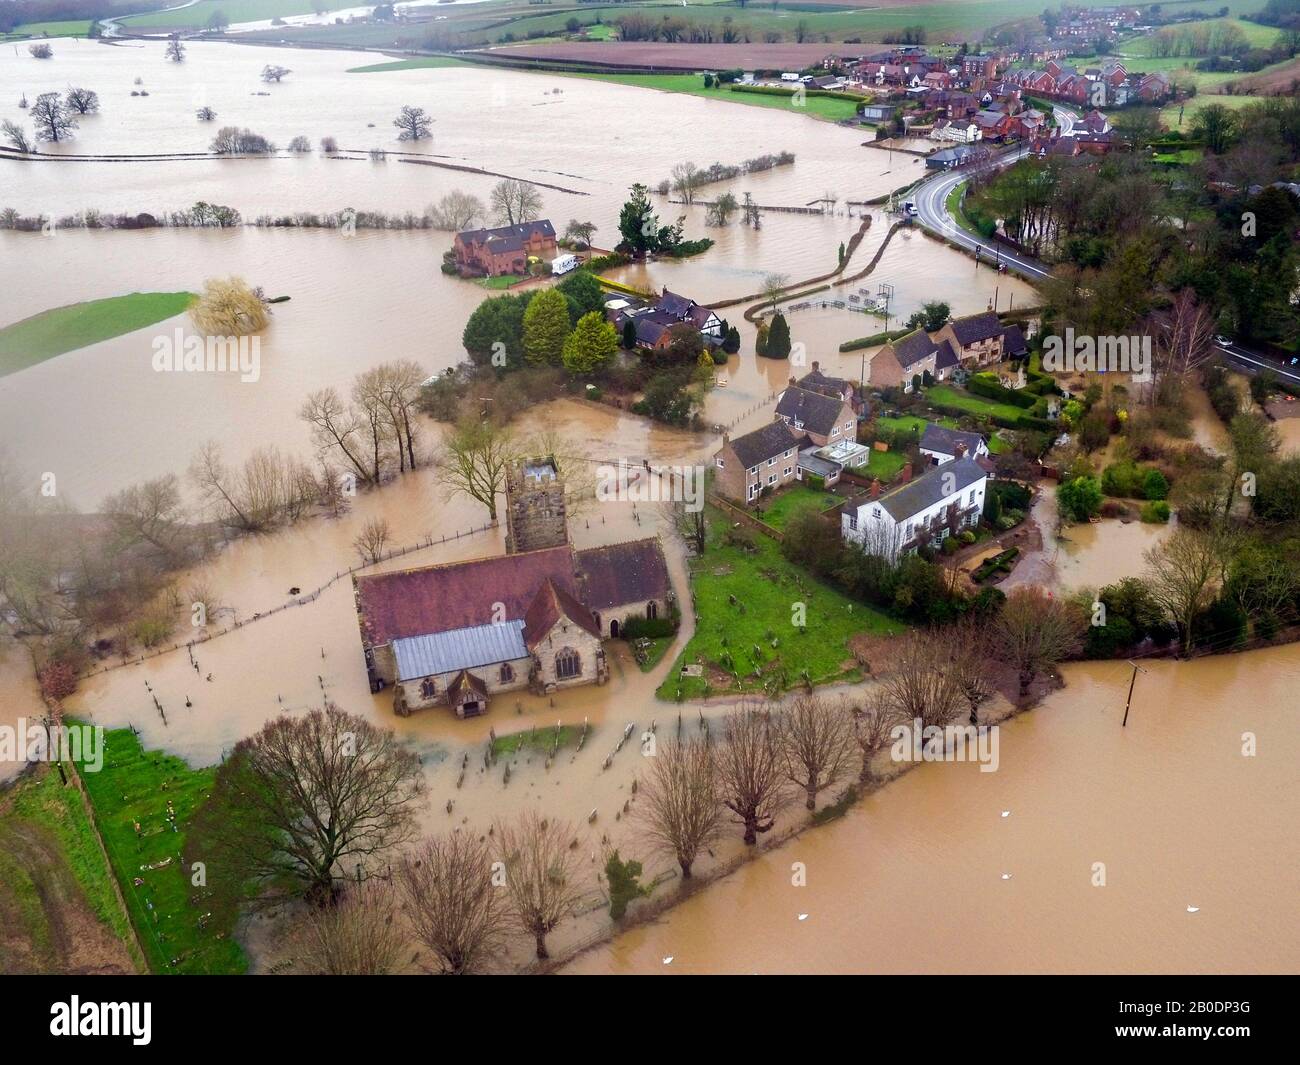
[845,421,854,431]
[716,457,725,468]
[767,474,777,486]
[831,427,840,436]
[749,466,758,476]
[848,513,859,531]
[783,467,793,477]
[420,677,436,699]
[768,458,776,466]
[500,663,514,684]
[784,449,793,458]
[555,648,581,680]
[646,601,658,620]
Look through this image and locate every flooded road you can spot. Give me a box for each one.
[564,648,1300,974]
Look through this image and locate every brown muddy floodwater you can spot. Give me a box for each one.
[564,649,1300,974]
[2,39,1295,974]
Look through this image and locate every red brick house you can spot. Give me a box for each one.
[453,219,557,277]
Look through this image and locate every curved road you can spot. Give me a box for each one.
[911,105,1081,284]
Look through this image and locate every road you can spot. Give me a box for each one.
[1217,339,1300,386]
[910,105,1082,284]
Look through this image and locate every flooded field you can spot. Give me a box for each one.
[2,37,1296,977]
[564,648,1300,974]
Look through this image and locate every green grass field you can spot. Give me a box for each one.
[120,0,357,30]
[658,506,901,701]
[758,483,842,531]
[0,292,193,378]
[573,73,864,120]
[0,764,142,973]
[926,383,1027,422]
[2,20,95,39]
[74,726,247,975]
[346,56,470,74]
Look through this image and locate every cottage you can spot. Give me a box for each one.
[775,383,857,447]
[714,422,808,504]
[932,310,1017,366]
[919,424,990,466]
[868,329,961,391]
[841,457,988,559]
[453,219,557,277]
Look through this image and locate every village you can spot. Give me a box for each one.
[1,0,1298,993]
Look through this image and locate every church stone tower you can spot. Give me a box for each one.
[504,457,568,555]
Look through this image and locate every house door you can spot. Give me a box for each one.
[610,619,620,638]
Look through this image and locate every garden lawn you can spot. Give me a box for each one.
[926,384,1028,422]
[562,73,863,121]
[658,507,901,701]
[757,483,841,531]
[862,448,907,480]
[0,292,193,377]
[73,725,246,975]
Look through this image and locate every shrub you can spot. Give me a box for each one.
[621,615,677,640]
[1143,468,1169,501]
[1057,475,1102,521]
[1140,500,1171,523]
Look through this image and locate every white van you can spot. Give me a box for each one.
[903,201,919,217]
[551,253,580,276]
[780,72,801,83]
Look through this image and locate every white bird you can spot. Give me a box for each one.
[662,955,674,965]
[797,913,809,921]
[1186,906,1200,914]
[1001,810,1011,818]
[1001,873,1012,880]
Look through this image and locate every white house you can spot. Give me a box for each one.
[841,457,987,559]
[918,424,990,466]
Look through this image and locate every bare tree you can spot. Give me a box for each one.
[261,64,292,83]
[494,812,583,960]
[64,87,99,114]
[716,705,790,845]
[28,43,53,59]
[634,735,723,878]
[992,588,1087,698]
[1151,288,1215,395]
[779,694,856,811]
[393,104,432,142]
[351,368,398,484]
[2,119,33,154]
[563,219,597,248]
[281,881,406,974]
[438,417,516,522]
[165,37,186,63]
[396,833,507,974]
[946,616,997,725]
[29,92,77,143]
[1143,527,1232,655]
[352,516,391,565]
[186,703,425,907]
[851,693,897,784]
[300,387,371,486]
[428,189,484,231]
[188,442,298,531]
[489,178,543,226]
[100,474,191,563]
[659,498,707,556]
[876,629,965,729]
[196,106,217,122]
[670,161,702,204]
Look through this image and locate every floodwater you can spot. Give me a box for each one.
[2,39,1295,974]
[0,38,1034,502]
[564,648,1300,974]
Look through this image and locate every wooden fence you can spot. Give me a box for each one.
[80,521,499,678]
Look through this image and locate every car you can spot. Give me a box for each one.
[1214,334,1233,347]
[903,200,918,217]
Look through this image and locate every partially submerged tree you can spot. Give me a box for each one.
[1144,526,1232,655]
[165,37,186,63]
[779,694,856,811]
[437,417,516,522]
[716,705,789,845]
[190,276,268,335]
[187,703,425,907]
[635,735,722,878]
[2,119,33,154]
[280,881,406,975]
[261,64,292,83]
[992,587,1086,698]
[494,811,583,960]
[396,833,506,974]
[29,92,77,143]
[352,516,391,565]
[64,87,99,114]
[393,104,432,142]
[429,189,484,231]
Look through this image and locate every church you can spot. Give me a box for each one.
[352,458,672,717]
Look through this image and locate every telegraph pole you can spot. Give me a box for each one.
[1122,660,1147,727]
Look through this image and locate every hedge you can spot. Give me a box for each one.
[839,328,910,352]
[968,373,1038,409]
[729,84,870,103]
[622,615,677,640]
[926,399,1052,432]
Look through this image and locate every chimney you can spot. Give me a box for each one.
[812,361,821,373]
[788,376,797,387]
[900,462,913,483]
[869,478,881,499]
[722,431,730,446]
[954,441,967,459]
